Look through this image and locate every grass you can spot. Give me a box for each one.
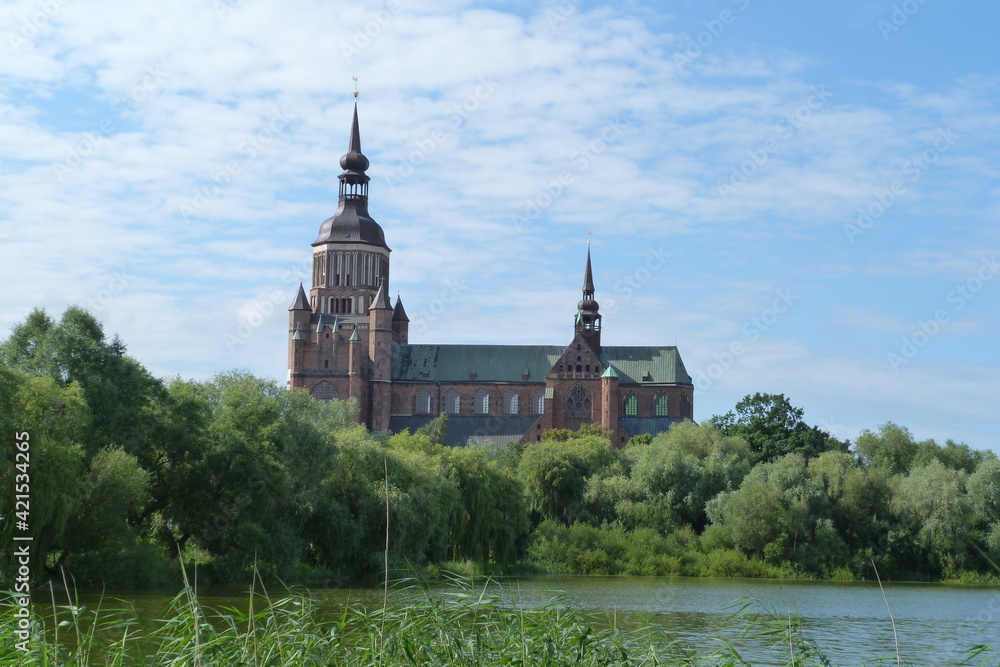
[3,574,998,666]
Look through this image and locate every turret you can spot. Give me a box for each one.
[392,295,409,344]
[601,365,620,446]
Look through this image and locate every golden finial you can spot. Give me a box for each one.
[587,231,592,246]
[352,77,359,98]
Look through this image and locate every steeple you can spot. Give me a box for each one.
[289,284,311,311]
[575,246,602,350]
[371,277,391,310]
[313,102,387,248]
[583,246,596,296]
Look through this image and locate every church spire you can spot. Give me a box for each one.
[583,245,595,297]
[313,101,387,248]
[576,245,602,350]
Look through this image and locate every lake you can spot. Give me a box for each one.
[41,576,1000,665]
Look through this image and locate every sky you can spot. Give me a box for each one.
[1,0,998,452]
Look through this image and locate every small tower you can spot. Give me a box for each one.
[392,295,409,344]
[601,364,621,446]
[575,246,602,352]
[368,279,393,431]
[288,284,312,388]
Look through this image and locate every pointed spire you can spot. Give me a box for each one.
[291,326,304,341]
[392,295,409,322]
[331,316,341,333]
[583,246,595,296]
[349,327,361,342]
[601,364,619,379]
[339,102,370,178]
[289,284,311,311]
[371,277,391,310]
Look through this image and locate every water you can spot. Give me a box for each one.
[40,576,1000,665]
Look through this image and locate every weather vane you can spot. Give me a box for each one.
[353,77,359,98]
[587,231,592,246]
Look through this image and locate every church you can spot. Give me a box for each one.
[287,104,694,447]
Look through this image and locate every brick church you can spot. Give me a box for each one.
[287,104,694,447]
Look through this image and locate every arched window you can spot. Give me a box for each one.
[503,390,519,415]
[565,384,592,431]
[623,393,638,417]
[531,389,545,415]
[654,393,670,417]
[311,381,337,402]
[680,394,692,420]
[415,389,432,415]
[474,389,490,415]
[445,389,461,415]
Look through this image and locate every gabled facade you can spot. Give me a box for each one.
[288,105,694,447]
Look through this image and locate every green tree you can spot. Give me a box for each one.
[1,307,164,460]
[707,453,836,571]
[854,422,920,476]
[712,393,846,463]
[0,373,89,578]
[518,435,616,526]
[629,422,753,531]
[891,459,975,577]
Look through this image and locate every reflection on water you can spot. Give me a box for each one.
[37,576,999,665]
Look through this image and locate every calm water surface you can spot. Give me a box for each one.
[53,576,1000,665]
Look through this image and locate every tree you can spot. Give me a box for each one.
[1,307,164,459]
[518,435,616,526]
[0,372,89,578]
[706,453,835,570]
[891,459,975,576]
[854,422,920,475]
[712,393,846,463]
[629,422,753,531]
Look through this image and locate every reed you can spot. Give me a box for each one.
[2,578,997,666]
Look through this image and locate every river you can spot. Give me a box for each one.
[42,576,1000,665]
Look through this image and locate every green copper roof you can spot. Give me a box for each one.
[393,345,564,383]
[291,327,304,341]
[391,344,692,385]
[600,346,692,385]
[349,328,361,342]
[601,364,619,378]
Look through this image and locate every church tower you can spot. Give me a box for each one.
[310,102,390,320]
[575,246,602,352]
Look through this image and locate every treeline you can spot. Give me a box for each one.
[1,307,998,587]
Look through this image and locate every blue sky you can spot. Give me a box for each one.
[1,0,997,451]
